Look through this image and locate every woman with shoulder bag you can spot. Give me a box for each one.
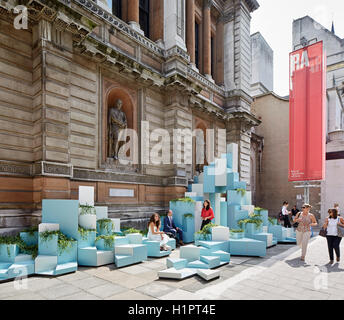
[294,204,318,261]
[323,208,344,264]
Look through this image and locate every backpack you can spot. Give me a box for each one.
[278,211,283,220]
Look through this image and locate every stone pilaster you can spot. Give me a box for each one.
[164,0,187,51]
[203,0,212,79]
[226,113,260,189]
[223,1,253,95]
[186,0,195,64]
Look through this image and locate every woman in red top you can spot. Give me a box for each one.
[201,200,214,230]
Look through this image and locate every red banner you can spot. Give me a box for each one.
[289,41,326,181]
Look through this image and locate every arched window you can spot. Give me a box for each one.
[139,0,150,37]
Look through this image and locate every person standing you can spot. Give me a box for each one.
[294,204,318,261]
[163,210,184,246]
[282,201,292,228]
[323,208,344,264]
[334,203,340,216]
[200,200,214,230]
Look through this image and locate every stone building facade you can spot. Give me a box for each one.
[0,0,261,234]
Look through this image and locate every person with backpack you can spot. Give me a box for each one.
[322,208,344,264]
[281,201,291,228]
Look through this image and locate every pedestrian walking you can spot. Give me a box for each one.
[334,203,340,216]
[200,200,214,230]
[323,208,344,264]
[294,204,318,261]
[281,201,292,228]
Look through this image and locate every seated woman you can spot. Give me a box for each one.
[147,213,171,251]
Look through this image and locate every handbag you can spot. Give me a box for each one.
[319,227,327,237]
[337,223,344,238]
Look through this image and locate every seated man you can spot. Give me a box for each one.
[163,210,184,246]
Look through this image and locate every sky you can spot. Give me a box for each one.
[251,0,344,97]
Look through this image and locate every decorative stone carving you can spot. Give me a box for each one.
[108,99,128,160]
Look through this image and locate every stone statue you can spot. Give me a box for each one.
[108,99,127,160]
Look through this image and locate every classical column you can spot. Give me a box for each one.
[216,16,224,85]
[151,0,164,44]
[203,0,212,80]
[186,0,195,65]
[128,0,143,34]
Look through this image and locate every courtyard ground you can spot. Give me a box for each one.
[1,233,343,300]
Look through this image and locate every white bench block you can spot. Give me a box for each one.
[38,223,59,233]
[96,250,114,266]
[211,226,230,241]
[227,143,238,173]
[180,245,200,262]
[158,268,198,280]
[197,269,221,281]
[185,192,197,198]
[35,255,57,273]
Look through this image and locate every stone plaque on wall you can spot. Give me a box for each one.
[109,188,134,197]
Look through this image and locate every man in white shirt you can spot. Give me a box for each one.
[282,201,291,228]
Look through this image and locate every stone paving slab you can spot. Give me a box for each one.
[1,236,343,300]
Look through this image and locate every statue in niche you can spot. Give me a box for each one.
[108,99,127,160]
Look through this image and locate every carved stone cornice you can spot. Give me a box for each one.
[225,111,261,132]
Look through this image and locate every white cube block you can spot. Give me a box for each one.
[35,255,57,273]
[211,226,230,241]
[95,206,108,220]
[197,269,221,281]
[262,226,268,233]
[185,192,197,198]
[79,186,94,206]
[111,218,121,232]
[242,205,255,215]
[96,250,114,266]
[192,184,204,197]
[180,245,200,262]
[79,214,96,230]
[267,234,273,247]
[215,158,227,186]
[38,223,59,233]
[194,202,203,235]
[227,143,238,173]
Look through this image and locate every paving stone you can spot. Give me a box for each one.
[120,264,151,275]
[136,282,176,299]
[106,289,156,300]
[160,288,203,300]
[39,284,82,299]
[69,276,108,290]
[58,292,101,300]
[86,283,127,298]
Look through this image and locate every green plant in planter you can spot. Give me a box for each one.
[22,225,38,236]
[268,217,278,225]
[230,229,244,233]
[170,197,195,204]
[249,213,262,219]
[39,231,76,254]
[183,213,194,219]
[78,226,96,240]
[95,235,115,248]
[235,188,246,197]
[0,235,38,258]
[79,203,96,215]
[237,217,263,230]
[123,228,142,235]
[194,223,219,240]
[57,233,76,255]
[97,219,113,233]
